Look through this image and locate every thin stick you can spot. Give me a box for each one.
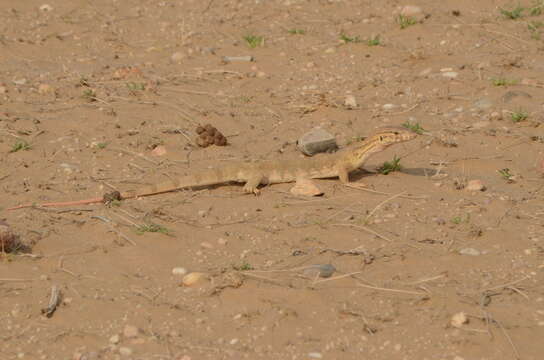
[312,271,363,285]
[107,147,158,165]
[490,314,521,360]
[92,216,136,246]
[357,282,426,296]
[404,274,446,285]
[364,191,406,223]
[343,184,427,199]
[483,276,530,292]
[331,223,393,242]
[0,278,37,282]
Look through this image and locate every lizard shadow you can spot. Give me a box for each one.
[350,167,435,180]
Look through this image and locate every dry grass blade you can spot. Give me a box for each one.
[332,223,393,242]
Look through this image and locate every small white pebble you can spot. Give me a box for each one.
[229,338,239,345]
[382,103,396,110]
[172,267,188,276]
[442,71,458,79]
[119,347,132,356]
[459,248,481,256]
[109,334,120,344]
[39,4,53,11]
[451,312,468,328]
[308,352,323,359]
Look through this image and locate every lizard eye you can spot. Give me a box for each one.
[379,136,384,141]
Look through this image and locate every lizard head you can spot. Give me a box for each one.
[348,126,417,167]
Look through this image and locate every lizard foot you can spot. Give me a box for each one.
[243,185,261,195]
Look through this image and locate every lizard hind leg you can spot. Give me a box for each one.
[243,174,264,195]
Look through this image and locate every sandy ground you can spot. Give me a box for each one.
[1,0,544,359]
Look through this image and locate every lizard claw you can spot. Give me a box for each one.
[243,185,260,195]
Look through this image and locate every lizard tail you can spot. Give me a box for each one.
[6,197,104,210]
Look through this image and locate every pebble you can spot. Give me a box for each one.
[172,267,188,276]
[297,128,337,156]
[473,98,493,110]
[302,264,336,278]
[13,78,27,85]
[344,95,358,109]
[150,145,167,156]
[451,312,468,327]
[490,111,502,120]
[290,179,323,197]
[459,248,481,256]
[502,90,532,103]
[466,179,485,191]
[109,334,120,344]
[418,68,432,77]
[123,325,139,338]
[471,120,490,129]
[442,71,458,79]
[324,47,336,54]
[0,86,7,94]
[382,103,396,110]
[38,84,53,94]
[182,272,208,286]
[119,347,132,356]
[39,4,53,11]
[200,241,213,249]
[217,238,228,246]
[308,352,323,359]
[400,5,422,16]
[171,51,186,62]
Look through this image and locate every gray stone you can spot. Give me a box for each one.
[473,98,493,110]
[297,128,337,156]
[302,264,336,278]
[502,90,532,103]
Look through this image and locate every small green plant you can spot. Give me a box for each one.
[108,200,121,207]
[367,35,381,46]
[491,77,518,86]
[288,28,305,35]
[126,82,146,92]
[96,142,108,149]
[402,121,425,135]
[397,14,417,29]
[500,4,525,19]
[498,168,515,182]
[135,223,170,235]
[378,155,402,175]
[82,88,96,101]
[510,109,528,122]
[528,21,544,39]
[9,140,31,153]
[244,34,264,48]
[340,33,361,43]
[530,0,544,15]
[451,213,471,225]
[233,262,253,271]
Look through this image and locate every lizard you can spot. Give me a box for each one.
[7,126,417,210]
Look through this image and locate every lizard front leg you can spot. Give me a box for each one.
[243,174,264,195]
[336,163,367,188]
[335,164,350,183]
